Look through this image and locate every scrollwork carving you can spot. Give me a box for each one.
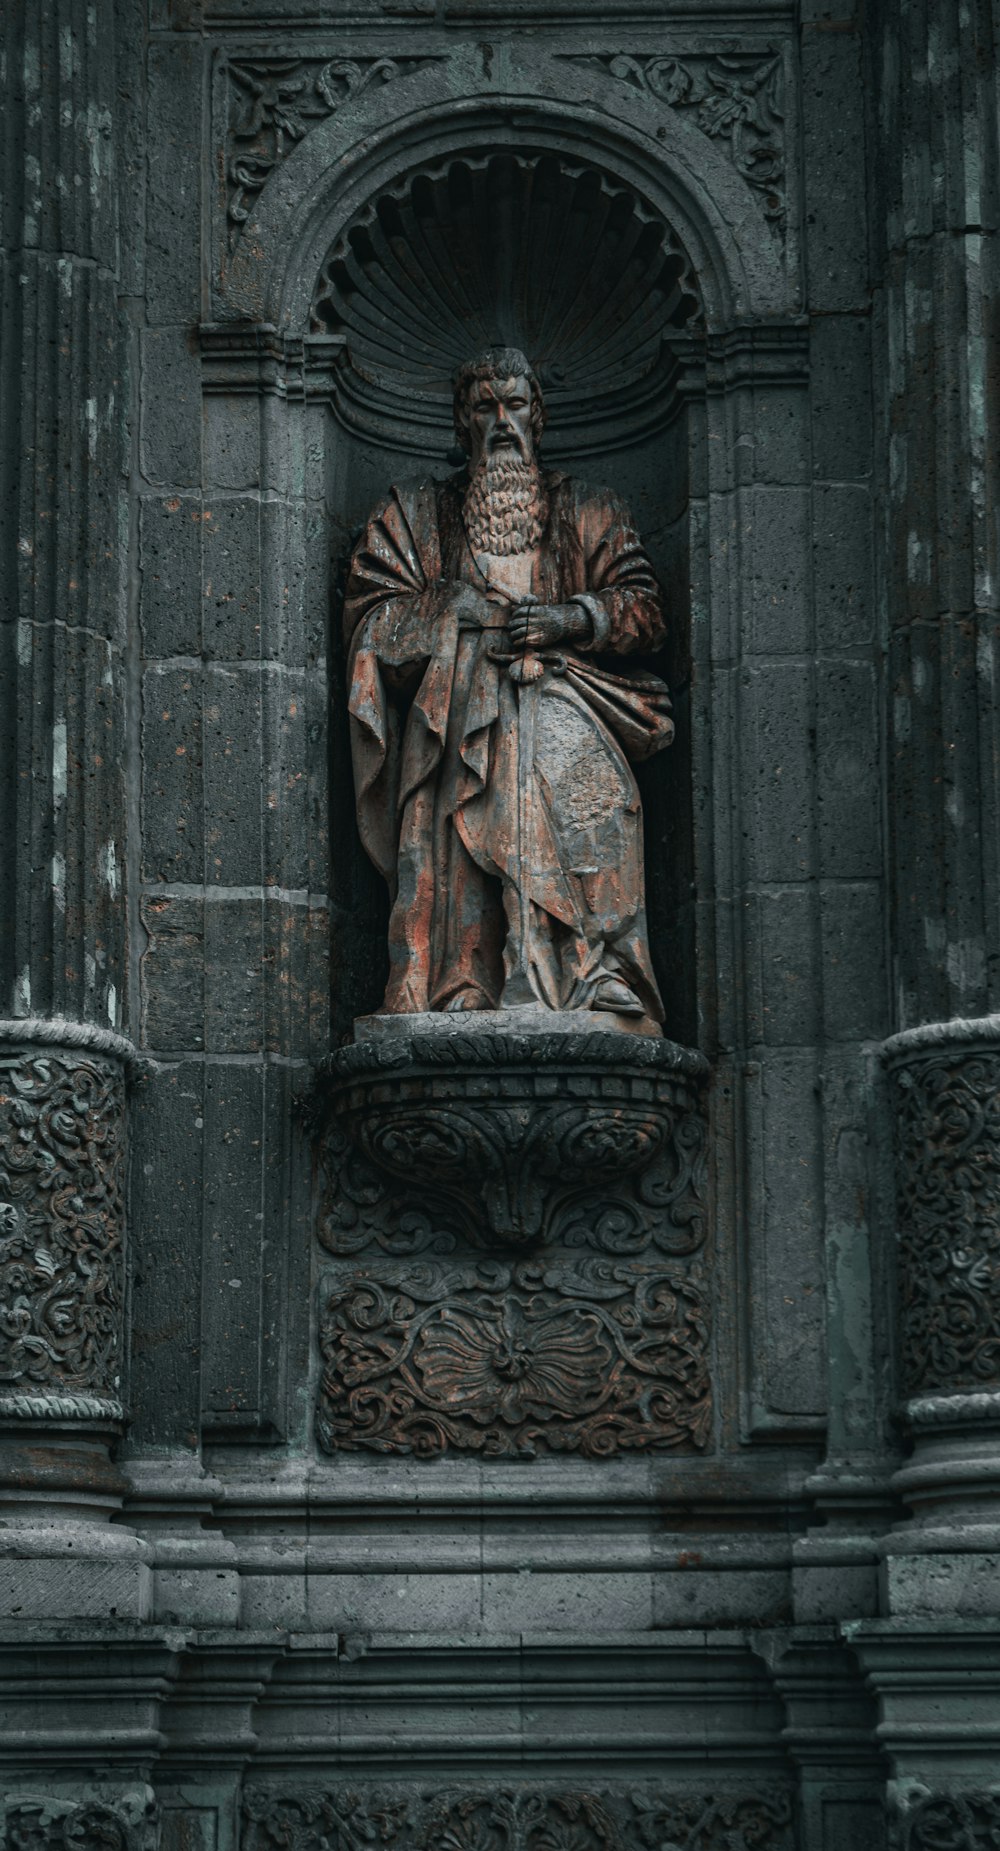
[241,1788,794,1851]
[317,1258,711,1458]
[887,1045,1000,1397]
[901,1791,1000,1849]
[0,1045,126,1414]
[568,51,786,234]
[1,1798,158,1851]
[629,1792,794,1849]
[222,55,434,244]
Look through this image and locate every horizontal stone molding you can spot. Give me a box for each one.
[906,1391,1000,1429]
[0,1017,141,1066]
[881,1014,1000,1061]
[0,1391,125,1423]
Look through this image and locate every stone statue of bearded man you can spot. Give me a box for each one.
[344,347,675,1035]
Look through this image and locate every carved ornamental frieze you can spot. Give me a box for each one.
[318,1255,709,1459]
[242,1787,794,1851]
[884,1024,1000,1405]
[0,1031,129,1422]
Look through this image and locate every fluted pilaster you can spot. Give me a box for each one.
[0,5,148,1613]
[872,0,1000,1026]
[0,0,127,1029]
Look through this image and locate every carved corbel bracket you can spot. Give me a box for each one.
[315,1026,709,1252]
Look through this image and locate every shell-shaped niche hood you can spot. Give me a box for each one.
[311,152,704,457]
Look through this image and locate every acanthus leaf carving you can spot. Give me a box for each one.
[240,1789,794,1851]
[901,1791,1000,1849]
[887,1047,1000,1397]
[568,50,786,236]
[317,1257,711,1459]
[0,1046,126,1410]
[1,1797,159,1851]
[223,54,435,245]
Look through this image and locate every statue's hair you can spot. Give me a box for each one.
[452,347,547,454]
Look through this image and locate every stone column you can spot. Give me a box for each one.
[881,1018,1000,1607]
[0,6,148,1612]
[873,0,1000,1032]
[868,0,1000,1808]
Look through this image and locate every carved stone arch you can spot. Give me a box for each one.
[202,43,820,1450]
[218,52,792,333]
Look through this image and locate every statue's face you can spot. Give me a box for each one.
[465,374,535,468]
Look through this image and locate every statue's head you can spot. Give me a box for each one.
[452,347,547,468]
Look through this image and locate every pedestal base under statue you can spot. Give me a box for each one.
[320,1009,706,1248]
[313,1014,710,1459]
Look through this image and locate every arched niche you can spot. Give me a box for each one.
[220,54,790,333]
[201,57,824,1444]
[315,144,706,1041]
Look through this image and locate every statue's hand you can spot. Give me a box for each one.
[509,601,593,650]
[447,582,501,631]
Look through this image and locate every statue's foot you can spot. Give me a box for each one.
[592,977,644,1016]
[442,987,492,1013]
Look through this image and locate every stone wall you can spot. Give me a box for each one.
[1,0,999,1843]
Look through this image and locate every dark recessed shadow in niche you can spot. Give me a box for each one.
[312,151,704,454]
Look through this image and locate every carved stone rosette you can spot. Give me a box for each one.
[882,1018,1000,1417]
[0,1021,135,1425]
[313,1029,711,1459]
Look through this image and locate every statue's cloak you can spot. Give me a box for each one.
[343,469,674,1018]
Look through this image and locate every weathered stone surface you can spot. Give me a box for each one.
[2,0,999,1824]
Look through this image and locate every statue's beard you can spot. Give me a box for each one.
[463,452,548,556]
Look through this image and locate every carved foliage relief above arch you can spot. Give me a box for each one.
[222,54,442,249]
[212,39,795,329]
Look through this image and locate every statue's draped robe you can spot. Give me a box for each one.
[344,470,674,1020]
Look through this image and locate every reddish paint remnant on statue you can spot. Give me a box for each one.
[344,346,674,1032]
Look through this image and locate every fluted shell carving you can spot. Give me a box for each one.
[312,153,702,447]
